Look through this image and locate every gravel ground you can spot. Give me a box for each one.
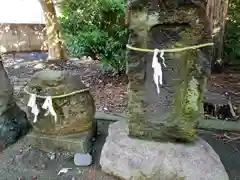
[4,53,128,115]
[0,120,119,180]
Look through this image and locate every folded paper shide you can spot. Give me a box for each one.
[27,94,39,123]
[152,49,167,94]
[27,94,57,123]
[42,96,57,122]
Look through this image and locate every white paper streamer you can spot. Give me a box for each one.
[27,94,39,123]
[152,49,166,94]
[42,96,57,123]
[160,50,167,68]
[27,94,57,123]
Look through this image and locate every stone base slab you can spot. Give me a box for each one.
[22,122,97,154]
[100,121,229,180]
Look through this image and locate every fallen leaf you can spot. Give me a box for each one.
[58,168,72,176]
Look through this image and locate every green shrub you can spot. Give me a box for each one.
[59,0,129,74]
[224,0,240,64]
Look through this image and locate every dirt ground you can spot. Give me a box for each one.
[3,53,128,114]
[0,120,119,180]
[3,52,240,116]
[209,67,240,105]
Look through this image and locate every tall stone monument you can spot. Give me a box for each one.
[126,0,213,142]
[100,0,229,179]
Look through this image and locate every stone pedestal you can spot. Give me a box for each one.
[100,121,229,180]
[24,70,96,153]
[23,121,96,154]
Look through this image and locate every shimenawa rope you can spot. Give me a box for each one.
[126,42,214,94]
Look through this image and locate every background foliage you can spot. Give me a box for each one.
[224,0,240,64]
[59,0,128,74]
[58,0,240,72]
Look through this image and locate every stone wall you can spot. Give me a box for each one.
[0,24,47,53]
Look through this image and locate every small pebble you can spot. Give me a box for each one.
[14,64,20,69]
[74,153,92,166]
[41,164,46,169]
[34,63,44,69]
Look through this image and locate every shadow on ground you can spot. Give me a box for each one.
[199,132,240,180]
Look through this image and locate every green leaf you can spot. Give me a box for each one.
[59,0,129,74]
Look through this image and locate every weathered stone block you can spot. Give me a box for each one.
[23,121,96,154]
[126,0,212,141]
[100,121,229,180]
[23,70,96,153]
[24,70,95,136]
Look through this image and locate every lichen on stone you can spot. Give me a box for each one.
[24,70,95,136]
[129,9,159,46]
[185,77,200,114]
[126,0,211,142]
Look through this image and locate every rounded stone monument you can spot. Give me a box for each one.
[24,70,96,153]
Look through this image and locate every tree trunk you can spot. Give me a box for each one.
[206,0,229,73]
[38,0,67,61]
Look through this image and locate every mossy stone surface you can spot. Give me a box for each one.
[126,0,212,142]
[24,70,96,137]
